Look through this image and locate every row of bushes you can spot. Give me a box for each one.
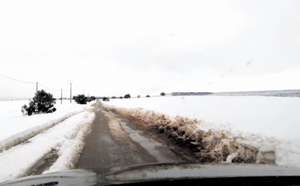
[21,89,165,115]
[22,90,97,116]
[73,95,96,104]
[102,92,166,101]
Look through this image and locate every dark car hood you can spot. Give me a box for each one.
[2,163,300,186]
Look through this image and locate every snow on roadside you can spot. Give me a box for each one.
[104,96,300,140]
[103,96,300,167]
[107,106,259,163]
[0,110,96,183]
[105,102,300,168]
[0,100,95,152]
[44,111,95,173]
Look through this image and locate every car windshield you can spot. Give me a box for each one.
[1,0,300,185]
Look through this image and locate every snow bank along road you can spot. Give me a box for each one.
[2,96,298,183]
[105,96,300,168]
[0,104,96,183]
[0,100,188,183]
[107,105,280,166]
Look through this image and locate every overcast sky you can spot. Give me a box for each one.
[0,0,300,98]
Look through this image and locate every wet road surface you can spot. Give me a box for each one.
[76,102,184,174]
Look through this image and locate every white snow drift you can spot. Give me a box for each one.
[105,96,300,167]
[0,100,93,152]
[0,100,96,183]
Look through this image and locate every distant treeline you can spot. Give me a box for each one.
[213,89,300,97]
[172,92,213,96]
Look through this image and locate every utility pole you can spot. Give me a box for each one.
[61,89,62,104]
[70,82,72,103]
[36,82,38,93]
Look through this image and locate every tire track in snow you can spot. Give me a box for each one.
[0,107,94,153]
[0,110,96,183]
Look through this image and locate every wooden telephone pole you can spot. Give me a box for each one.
[61,89,62,104]
[70,82,72,103]
[36,82,38,93]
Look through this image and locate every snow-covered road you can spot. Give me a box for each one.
[2,95,300,183]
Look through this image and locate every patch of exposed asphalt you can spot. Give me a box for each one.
[109,111,190,163]
[107,109,199,163]
[29,148,59,176]
[76,103,187,174]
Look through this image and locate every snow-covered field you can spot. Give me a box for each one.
[0,99,96,182]
[104,96,300,167]
[1,96,300,182]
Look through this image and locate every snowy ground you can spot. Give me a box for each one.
[1,96,300,182]
[104,96,300,167]
[0,100,96,183]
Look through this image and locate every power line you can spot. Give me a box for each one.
[39,83,63,92]
[0,72,67,93]
[0,72,87,103]
[0,73,35,84]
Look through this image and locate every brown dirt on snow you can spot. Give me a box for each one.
[107,107,259,164]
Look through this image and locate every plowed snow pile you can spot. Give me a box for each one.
[0,100,96,182]
[104,96,300,167]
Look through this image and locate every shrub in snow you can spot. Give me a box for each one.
[22,90,56,116]
[86,97,92,102]
[102,97,110,102]
[73,94,87,104]
[137,95,140,98]
[160,92,166,96]
[146,95,150,98]
[124,94,131,99]
[87,96,96,102]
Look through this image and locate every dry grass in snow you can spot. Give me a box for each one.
[106,106,271,164]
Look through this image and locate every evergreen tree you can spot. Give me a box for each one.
[73,94,87,104]
[124,94,131,98]
[22,90,56,116]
